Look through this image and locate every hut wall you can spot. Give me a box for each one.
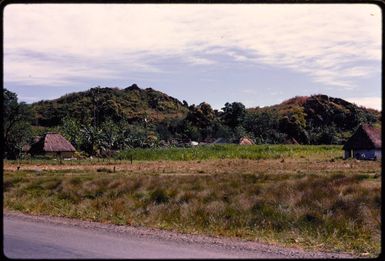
[352,149,376,160]
[344,150,352,159]
[45,151,75,158]
[375,150,382,159]
[62,152,75,158]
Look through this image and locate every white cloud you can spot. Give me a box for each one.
[345,97,382,111]
[226,51,249,62]
[4,4,381,88]
[341,66,379,78]
[185,56,216,65]
[4,49,163,87]
[4,51,120,86]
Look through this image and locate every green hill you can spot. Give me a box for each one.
[5,86,380,158]
[28,85,380,146]
[270,94,380,130]
[247,94,381,144]
[31,84,189,127]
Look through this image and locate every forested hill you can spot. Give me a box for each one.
[31,84,189,127]
[271,95,381,131]
[3,85,381,158]
[27,84,381,146]
[247,95,381,144]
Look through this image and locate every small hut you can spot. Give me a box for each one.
[29,132,76,158]
[22,144,31,154]
[239,137,254,145]
[343,124,381,160]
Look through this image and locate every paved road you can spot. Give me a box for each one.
[3,213,354,259]
[3,216,264,259]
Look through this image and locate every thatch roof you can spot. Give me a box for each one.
[22,144,31,153]
[239,137,254,145]
[29,133,76,154]
[343,124,381,150]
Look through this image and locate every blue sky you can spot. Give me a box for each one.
[4,4,382,110]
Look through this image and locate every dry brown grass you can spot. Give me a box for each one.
[3,158,380,176]
[3,154,381,256]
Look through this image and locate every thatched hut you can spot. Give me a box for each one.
[343,124,381,160]
[239,137,254,145]
[22,144,31,154]
[29,132,76,158]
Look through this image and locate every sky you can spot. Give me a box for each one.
[4,4,382,110]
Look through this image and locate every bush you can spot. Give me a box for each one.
[150,188,169,204]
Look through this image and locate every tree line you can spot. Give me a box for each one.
[3,88,380,159]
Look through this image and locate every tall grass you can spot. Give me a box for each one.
[4,164,380,256]
[5,145,342,165]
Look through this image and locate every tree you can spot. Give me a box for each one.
[221,102,246,129]
[99,119,120,151]
[61,116,82,149]
[279,116,310,144]
[123,125,150,148]
[232,125,247,142]
[212,120,232,140]
[186,102,215,129]
[243,110,283,143]
[156,122,173,142]
[184,102,216,141]
[308,124,341,145]
[79,123,103,156]
[183,121,201,141]
[3,89,32,159]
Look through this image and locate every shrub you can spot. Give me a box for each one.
[150,188,169,204]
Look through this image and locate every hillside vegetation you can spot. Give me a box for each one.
[31,84,188,127]
[248,95,380,144]
[3,85,381,158]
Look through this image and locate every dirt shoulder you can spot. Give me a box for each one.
[3,158,380,176]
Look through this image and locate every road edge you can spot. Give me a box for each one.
[3,210,356,259]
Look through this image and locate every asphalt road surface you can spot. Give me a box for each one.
[3,212,354,259]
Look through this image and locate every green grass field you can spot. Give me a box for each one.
[115,144,342,161]
[3,145,381,257]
